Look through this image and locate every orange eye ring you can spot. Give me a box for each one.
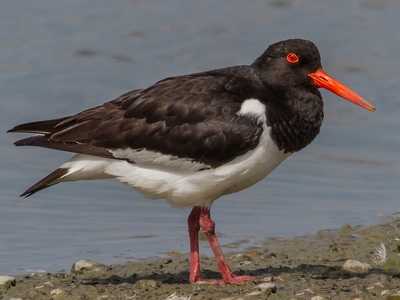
[286,52,299,64]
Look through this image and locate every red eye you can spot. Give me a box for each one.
[286,52,299,64]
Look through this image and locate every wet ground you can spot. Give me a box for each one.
[1,0,400,275]
[4,217,400,299]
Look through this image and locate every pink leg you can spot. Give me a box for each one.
[187,207,201,283]
[198,207,255,284]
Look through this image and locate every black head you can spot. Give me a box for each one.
[252,39,376,112]
[252,39,321,90]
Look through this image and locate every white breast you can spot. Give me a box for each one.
[58,99,290,207]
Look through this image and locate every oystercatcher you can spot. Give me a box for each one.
[8,39,375,284]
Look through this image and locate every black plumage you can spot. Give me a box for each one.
[9,38,326,196]
[9,40,325,164]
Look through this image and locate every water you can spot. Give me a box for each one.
[0,0,399,274]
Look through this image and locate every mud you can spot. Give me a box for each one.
[4,217,400,300]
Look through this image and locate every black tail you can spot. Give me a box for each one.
[21,168,68,198]
[8,116,71,134]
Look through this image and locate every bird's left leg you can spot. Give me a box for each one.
[187,206,202,283]
[198,207,255,284]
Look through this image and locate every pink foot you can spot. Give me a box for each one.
[187,207,257,285]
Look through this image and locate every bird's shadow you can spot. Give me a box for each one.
[79,264,398,285]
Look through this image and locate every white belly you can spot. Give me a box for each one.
[59,99,290,207]
[164,125,290,206]
[59,126,289,207]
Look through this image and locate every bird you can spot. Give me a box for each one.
[8,39,375,285]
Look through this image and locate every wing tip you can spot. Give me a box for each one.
[20,191,34,198]
[14,136,46,147]
[7,117,71,135]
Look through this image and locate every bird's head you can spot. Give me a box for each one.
[252,39,375,112]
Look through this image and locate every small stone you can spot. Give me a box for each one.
[50,288,64,296]
[8,298,23,300]
[0,275,16,290]
[342,259,371,274]
[297,288,314,295]
[311,296,326,300]
[71,259,105,274]
[246,291,262,296]
[164,292,191,300]
[260,276,274,282]
[35,285,45,289]
[43,281,54,287]
[134,279,160,289]
[256,282,277,292]
[382,290,391,296]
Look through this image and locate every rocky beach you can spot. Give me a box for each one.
[3,217,400,300]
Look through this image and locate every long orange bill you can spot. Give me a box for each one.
[308,68,376,112]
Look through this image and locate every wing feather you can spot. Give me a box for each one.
[10,69,264,168]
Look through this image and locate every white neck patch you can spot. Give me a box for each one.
[237,98,266,123]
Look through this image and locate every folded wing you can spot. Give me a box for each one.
[9,71,264,169]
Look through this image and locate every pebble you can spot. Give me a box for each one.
[134,279,160,289]
[255,282,277,293]
[0,275,16,290]
[342,259,371,274]
[260,276,274,282]
[164,292,191,300]
[367,281,386,290]
[296,288,314,296]
[246,284,275,299]
[246,291,262,296]
[71,259,105,274]
[43,281,54,287]
[311,296,326,300]
[50,288,64,296]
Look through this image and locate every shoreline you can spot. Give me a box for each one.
[3,218,400,300]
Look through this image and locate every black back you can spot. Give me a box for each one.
[10,39,325,165]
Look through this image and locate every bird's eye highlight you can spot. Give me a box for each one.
[286,52,300,64]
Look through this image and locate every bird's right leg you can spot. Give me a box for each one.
[187,206,202,283]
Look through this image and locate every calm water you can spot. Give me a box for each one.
[0,0,399,274]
